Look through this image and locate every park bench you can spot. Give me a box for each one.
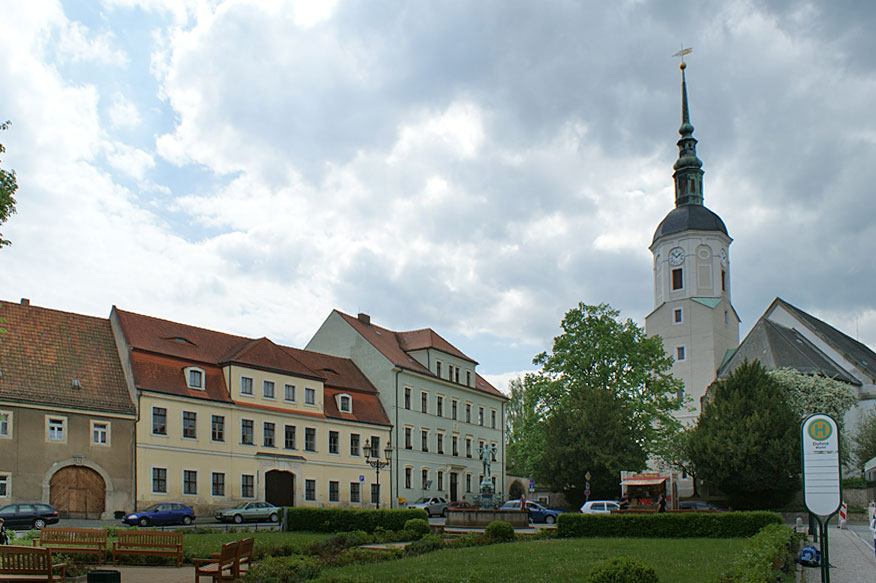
[209,537,253,577]
[193,539,241,583]
[32,527,107,562]
[0,545,66,582]
[111,531,184,567]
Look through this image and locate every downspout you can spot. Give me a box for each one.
[393,369,399,508]
[135,391,141,511]
[501,399,506,499]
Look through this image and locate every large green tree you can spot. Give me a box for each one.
[506,302,684,502]
[0,121,18,247]
[687,360,799,509]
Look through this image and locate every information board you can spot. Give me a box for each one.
[801,413,841,517]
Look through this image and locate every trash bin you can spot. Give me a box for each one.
[87,569,121,583]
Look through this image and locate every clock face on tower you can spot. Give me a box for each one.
[668,247,685,266]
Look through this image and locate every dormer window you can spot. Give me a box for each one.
[337,394,352,414]
[184,367,205,390]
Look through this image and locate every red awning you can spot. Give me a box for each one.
[622,477,667,486]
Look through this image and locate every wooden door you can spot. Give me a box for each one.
[265,471,295,507]
[50,466,105,518]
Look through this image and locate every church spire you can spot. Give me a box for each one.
[673,60,704,207]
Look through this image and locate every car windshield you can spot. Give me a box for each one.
[234,502,251,509]
[413,497,429,504]
[143,504,162,512]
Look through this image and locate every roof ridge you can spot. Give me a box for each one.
[114,306,252,342]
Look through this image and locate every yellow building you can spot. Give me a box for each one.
[111,308,391,515]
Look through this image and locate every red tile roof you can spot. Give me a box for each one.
[0,300,135,415]
[224,338,323,380]
[397,328,477,364]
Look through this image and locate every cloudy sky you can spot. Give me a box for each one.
[2,0,875,391]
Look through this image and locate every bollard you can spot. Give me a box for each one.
[795,516,803,533]
[838,502,847,529]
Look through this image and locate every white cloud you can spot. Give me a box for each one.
[104,141,155,180]
[56,21,129,66]
[108,92,142,130]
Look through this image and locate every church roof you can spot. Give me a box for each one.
[652,204,728,243]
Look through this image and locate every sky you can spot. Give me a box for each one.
[1,0,876,392]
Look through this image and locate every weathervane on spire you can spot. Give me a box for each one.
[673,45,692,69]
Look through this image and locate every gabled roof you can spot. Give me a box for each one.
[0,299,135,415]
[397,329,477,364]
[768,298,876,382]
[717,316,860,385]
[223,337,323,381]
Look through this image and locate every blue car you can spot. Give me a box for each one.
[122,502,195,527]
[499,499,565,524]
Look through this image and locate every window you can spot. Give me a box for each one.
[405,467,412,489]
[350,482,361,503]
[263,380,275,399]
[421,392,428,413]
[305,479,316,501]
[212,472,225,496]
[241,419,254,445]
[673,308,683,324]
[437,471,444,491]
[47,417,66,442]
[152,408,167,435]
[0,411,11,438]
[305,427,316,452]
[185,367,204,390]
[371,483,380,504]
[329,430,339,454]
[422,468,429,489]
[241,475,254,498]
[421,429,429,452]
[285,425,296,449]
[436,361,442,377]
[91,421,109,445]
[305,388,316,405]
[0,474,8,497]
[264,422,275,447]
[405,427,412,449]
[724,310,729,325]
[676,346,686,361]
[371,436,380,454]
[212,415,225,442]
[284,384,296,402]
[466,437,472,458]
[437,396,443,417]
[183,470,197,495]
[182,411,196,438]
[451,400,458,420]
[465,473,472,493]
[437,433,444,454]
[404,388,411,410]
[465,404,471,423]
[721,270,726,291]
[329,481,339,502]
[478,406,484,426]
[350,433,360,456]
[455,368,460,383]
[466,370,471,386]
[672,268,683,290]
[338,394,352,413]
[241,376,253,395]
[152,468,167,493]
[452,436,459,456]
[491,410,496,429]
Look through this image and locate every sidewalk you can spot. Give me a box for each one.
[85,565,195,583]
[803,528,875,583]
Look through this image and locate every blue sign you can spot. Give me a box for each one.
[359,475,365,482]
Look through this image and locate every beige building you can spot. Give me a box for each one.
[111,308,392,515]
[0,299,137,519]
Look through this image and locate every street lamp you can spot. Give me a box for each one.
[363,439,392,509]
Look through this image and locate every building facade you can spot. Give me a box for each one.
[306,310,507,507]
[0,299,137,519]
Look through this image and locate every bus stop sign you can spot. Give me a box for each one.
[801,413,841,517]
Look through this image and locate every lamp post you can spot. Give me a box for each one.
[363,439,392,509]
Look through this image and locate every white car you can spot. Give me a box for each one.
[580,500,620,514]
[406,496,449,517]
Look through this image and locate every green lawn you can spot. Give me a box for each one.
[183,530,330,560]
[315,537,746,583]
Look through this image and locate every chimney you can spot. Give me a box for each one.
[20,298,30,306]
[357,313,371,325]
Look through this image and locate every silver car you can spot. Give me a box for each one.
[215,501,280,523]
[406,496,449,517]
[579,500,620,514]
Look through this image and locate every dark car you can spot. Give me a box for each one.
[678,500,724,511]
[122,502,195,526]
[0,502,60,530]
[499,499,565,524]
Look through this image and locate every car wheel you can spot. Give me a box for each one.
[545,515,556,524]
[182,516,192,525]
[269,512,278,523]
[233,514,243,524]
[442,508,448,518]
[138,517,150,527]
[33,518,46,530]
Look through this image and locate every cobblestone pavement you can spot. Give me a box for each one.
[803,527,875,583]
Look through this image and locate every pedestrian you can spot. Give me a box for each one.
[619,494,630,510]
[657,493,667,513]
[0,518,8,545]
[870,511,876,559]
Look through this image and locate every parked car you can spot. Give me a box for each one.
[499,499,565,524]
[406,497,450,517]
[215,501,280,523]
[0,503,60,530]
[121,502,195,527]
[580,500,620,514]
[678,500,724,511]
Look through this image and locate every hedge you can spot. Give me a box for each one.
[285,507,428,533]
[556,511,781,538]
[714,524,799,582]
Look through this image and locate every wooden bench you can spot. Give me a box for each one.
[193,540,241,583]
[112,531,184,567]
[209,537,253,577]
[0,545,66,582]
[32,527,107,563]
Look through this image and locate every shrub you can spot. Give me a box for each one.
[323,548,403,567]
[243,555,321,583]
[403,518,430,538]
[557,511,781,539]
[714,524,797,583]
[484,520,515,542]
[587,557,659,583]
[404,534,445,556]
[285,508,427,533]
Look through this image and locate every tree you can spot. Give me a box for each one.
[851,409,876,471]
[687,360,799,509]
[769,368,857,432]
[0,120,18,247]
[505,302,684,502]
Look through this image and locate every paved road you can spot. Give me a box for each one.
[803,526,875,583]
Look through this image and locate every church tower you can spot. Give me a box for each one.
[645,59,740,422]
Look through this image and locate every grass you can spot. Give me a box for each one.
[314,537,747,583]
[183,530,330,560]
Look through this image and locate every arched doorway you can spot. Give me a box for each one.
[50,466,106,519]
[265,470,295,507]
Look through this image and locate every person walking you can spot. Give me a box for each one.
[657,494,667,513]
[0,518,8,545]
[870,511,876,559]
